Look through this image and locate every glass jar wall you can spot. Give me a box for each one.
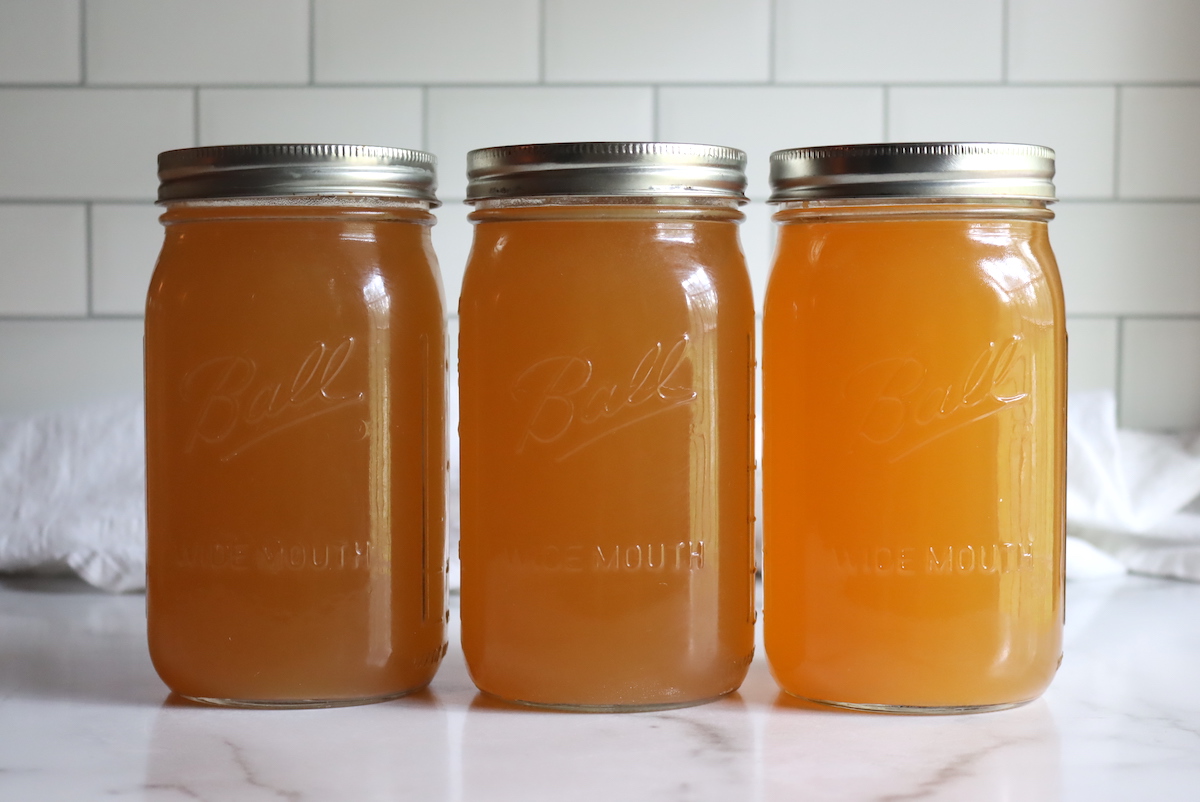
[762,143,1066,713]
[458,143,757,710]
[145,145,448,708]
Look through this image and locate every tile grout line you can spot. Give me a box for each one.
[1091,313,1200,321]
[84,202,94,316]
[1000,0,1009,83]
[1112,85,1123,199]
[652,85,660,139]
[767,0,777,83]
[1054,197,1200,204]
[0,314,144,322]
[538,0,547,83]
[308,0,316,86]
[421,86,429,152]
[3,79,1200,91]
[78,0,87,85]
[1114,316,1126,425]
[0,199,161,205]
[882,85,890,140]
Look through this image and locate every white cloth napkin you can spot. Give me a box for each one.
[0,397,145,592]
[1067,390,1200,581]
[0,395,463,594]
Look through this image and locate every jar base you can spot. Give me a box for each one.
[483,689,734,714]
[790,691,1034,716]
[181,684,428,710]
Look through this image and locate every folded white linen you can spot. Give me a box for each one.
[1067,390,1200,582]
[0,397,145,592]
[0,395,465,594]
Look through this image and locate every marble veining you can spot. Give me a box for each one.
[1,575,1198,801]
[873,731,1046,802]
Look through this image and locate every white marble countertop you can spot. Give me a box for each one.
[1,574,1198,801]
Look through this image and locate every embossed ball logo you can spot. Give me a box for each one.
[510,335,698,462]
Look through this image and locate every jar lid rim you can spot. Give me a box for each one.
[466,141,748,203]
[768,142,1056,203]
[157,144,440,205]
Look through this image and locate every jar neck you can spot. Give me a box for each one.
[771,197,1054,224]
[159,197,436,225]
[468,196,745,224]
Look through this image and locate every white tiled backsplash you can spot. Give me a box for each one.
[1,0,1199,430]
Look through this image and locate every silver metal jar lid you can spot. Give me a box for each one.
[768,142,1056,203]
[157,144,439,205]
[465,142,748,203]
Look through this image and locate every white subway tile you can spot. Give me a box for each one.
[0,89,193,200]
[658,87,884,200]
[1120,319,1200,430]
[775,0,1002,83]
[740,201,775,310]
[0,0,1195,423]
[0,205,87,315]
[1119,88,1200,200]
[314,0,539,84]
[1009,0,1200,83]
[1053,203,1200,316]
[199,88,423,149]
[91,203,162,316]
[85,0,308,85]
[427,88,654,199]
[544,0,769,83]
[889,87,1116,200]
[1066,317,1118,395]
[0,0,79,83]
[432,202,473,311]
[0,320,143,414]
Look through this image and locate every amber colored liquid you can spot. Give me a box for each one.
[763,205,1066,710]
[459,203,757,709]
[145,202,447,706]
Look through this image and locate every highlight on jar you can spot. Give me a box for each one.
[457,142,758,711]
[761,142,1066,714]
[144,144,449,708]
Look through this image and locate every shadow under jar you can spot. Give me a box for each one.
[145,144,448,708]
[762,143,1067,713]
[458,142,758,711]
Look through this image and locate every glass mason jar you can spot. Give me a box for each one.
[762,143,1066,713]
[145,145,448,707]
[458,142,757,710]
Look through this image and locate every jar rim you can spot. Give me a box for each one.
[465,142,748,204]
[157,144,440,205]
[768,142,1056,203]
